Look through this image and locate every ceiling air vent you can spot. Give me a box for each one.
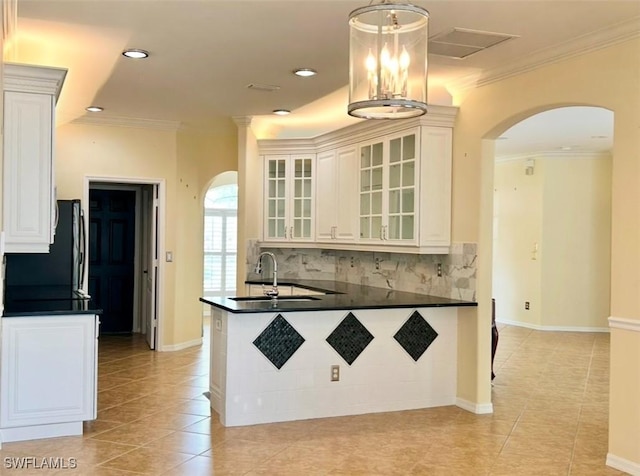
[246,83,280,92]
[429,27,518,59]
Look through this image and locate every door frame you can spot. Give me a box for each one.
[84,176,166,351]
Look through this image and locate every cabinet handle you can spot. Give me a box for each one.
[331,226,336,239]
[383,225,388,241]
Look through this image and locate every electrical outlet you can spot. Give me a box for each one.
[350,257,355,268]
[375,258,380,270]
[525,301,530,310]
[437,263,442,277]
[331,365,340,382]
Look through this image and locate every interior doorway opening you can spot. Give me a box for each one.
[85,177,164,351]
[202,172,238,315]
[491,106,613,332]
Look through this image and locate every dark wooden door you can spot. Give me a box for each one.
[88,189,136,334]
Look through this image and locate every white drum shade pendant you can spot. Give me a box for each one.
[348,2,429,119]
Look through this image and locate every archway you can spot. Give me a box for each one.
[202,172,238,300]
[492,106,613,331]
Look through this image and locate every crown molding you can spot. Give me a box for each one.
[258,104,458,154]
[232,116,253,128]
[3,62,67,102]
[449,16,640,94]
[495,150,611,162]
[70,114,181,131]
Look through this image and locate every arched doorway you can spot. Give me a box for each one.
[492,106,613,331]
[203,172,238,299]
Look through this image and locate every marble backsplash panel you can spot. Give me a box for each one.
[247,241,477,301]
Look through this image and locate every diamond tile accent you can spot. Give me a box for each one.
[326,312,374,366]
[394,311,438,361]
[253,314,305,370]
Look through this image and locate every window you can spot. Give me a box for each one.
[203,184,238,297]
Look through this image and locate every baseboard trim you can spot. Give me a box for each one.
[607,453,640,475]
[496,319,609,333]
[456,398,493,415]
[1,421,82,443]
[609,316,640,333]
[159,337,203,352]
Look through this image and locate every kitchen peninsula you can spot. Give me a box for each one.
[200,280,477,427]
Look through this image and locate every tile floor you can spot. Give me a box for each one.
[0,322,623,475]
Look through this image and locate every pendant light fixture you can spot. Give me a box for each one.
[348,1,429,119]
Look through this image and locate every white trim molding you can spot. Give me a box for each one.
[160,337,203,352]
[609,316,640,332]
[456,398,493,415]
[497,319,609,333]
[607,453,640,476]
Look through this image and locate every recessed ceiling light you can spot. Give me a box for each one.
[293,68,317,77]
[559,146,573,151]
[591,135,608,139]
[272,109,291,116]
[86,106,104,112]
[122,49,149,59]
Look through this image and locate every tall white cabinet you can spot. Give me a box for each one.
[2,63,67,253]
[0,314,99,443]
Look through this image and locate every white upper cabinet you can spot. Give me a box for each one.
[263,154,315,243]
[3,63,67,253]
[358,128,419,245]
[315,145,358,243]
[257,105,457,253]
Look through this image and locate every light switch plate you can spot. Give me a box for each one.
[166,251,173,262]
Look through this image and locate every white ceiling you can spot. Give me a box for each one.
[6,0,639,153]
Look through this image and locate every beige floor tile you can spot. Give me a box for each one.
[0,325,617,476]
[97,447,192,474]
[160,455,214,476]
[89,421,174,446]
[143,430,214,455]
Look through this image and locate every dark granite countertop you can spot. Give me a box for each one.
[200,279,477,314]
[3,285,102,317]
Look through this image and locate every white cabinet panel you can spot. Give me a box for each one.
[316,147,358,243]
[1,315,98,432]
[2,64,66,253]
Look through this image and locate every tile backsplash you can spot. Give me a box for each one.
[247,241,477,301]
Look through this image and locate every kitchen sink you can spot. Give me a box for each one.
[230,296,321,303]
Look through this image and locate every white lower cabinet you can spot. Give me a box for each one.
[0,314,99,442]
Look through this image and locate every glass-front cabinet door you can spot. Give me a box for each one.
[264,154,314,242]
[387,132,416,241]
[291,157,313,239]
[358,128,418,244]
[265,157,287,240]
[359,141,384,240]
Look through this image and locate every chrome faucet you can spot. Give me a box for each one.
[254,251,278,298]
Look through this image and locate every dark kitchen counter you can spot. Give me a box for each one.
[200,279,477,314]
[3,285,102,317]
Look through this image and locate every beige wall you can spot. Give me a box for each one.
[453,38,640,467]
[541,155,612,329]
[493,158,543,327]
[493,154,611,330]
[55,119,237,349]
